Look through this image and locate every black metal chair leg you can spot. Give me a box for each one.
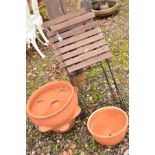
[106,59,124,104]
[100,62,116,104]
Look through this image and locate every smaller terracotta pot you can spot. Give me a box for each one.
[87,106,128,146]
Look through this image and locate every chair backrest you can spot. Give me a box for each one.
[43,8,95,42]
[45,0,67,19]
[43,10,112,74]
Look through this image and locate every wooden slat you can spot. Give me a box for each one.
[49,21,97,43]
[59,33,104,53]
[62,39,107,60]
[56,27,101,48]
[64,45,109,66]
[60,20,97,38]
[48,34,59,44]
[67,52,113,73]
[43,8,86,29]
[47,30,56,38]
[55,19,93,34]
[50,12,95,32]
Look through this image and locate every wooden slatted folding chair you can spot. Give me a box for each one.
[42,8,123,104]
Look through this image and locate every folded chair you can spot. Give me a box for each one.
[26,0,49,59]
[30,0,49,45]
[43,8,123,104]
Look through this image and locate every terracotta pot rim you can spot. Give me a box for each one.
[87,106,128,138]
[26,81,75,119]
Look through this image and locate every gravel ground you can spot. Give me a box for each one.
[26,0,129,154]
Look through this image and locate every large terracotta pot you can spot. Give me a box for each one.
[87,106,128,146]
[27,81,81,132]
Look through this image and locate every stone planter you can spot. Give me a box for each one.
[92,0,120,17]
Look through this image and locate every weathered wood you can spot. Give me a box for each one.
[64,45,109,66]
[43,8,112,74]
[47,30,56,38]
[49,21,97,43]
[43,8,86,29]
[56,27,101,48]
[67,52,113,73]
[50,12,95,32]
[54,19,94,34]
[62,39,107,60]
[59,33,104,53]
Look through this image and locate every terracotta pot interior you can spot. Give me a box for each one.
[93,1,117,10]
[89,108,127,137]
[29,83,73,117]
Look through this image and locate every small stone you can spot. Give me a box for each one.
[85,144,88,148]
[67,140,71,143]
[33,67,37,71]
[57,139,60,143]
[89,96,93,101]
[31,151,35,155]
